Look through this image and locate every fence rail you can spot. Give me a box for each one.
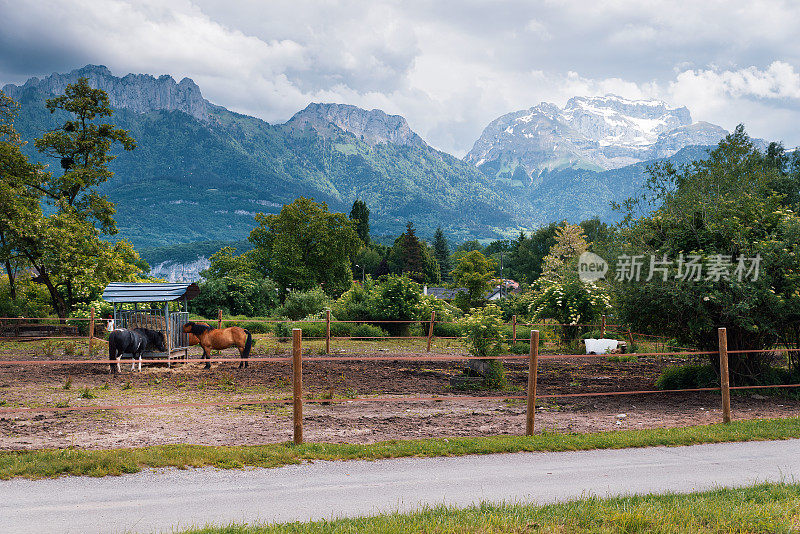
[2,323,800,445]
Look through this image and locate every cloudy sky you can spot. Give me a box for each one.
[2,0,799,156]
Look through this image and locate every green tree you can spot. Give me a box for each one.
[432,227,452,282]
[249,197,362,297]
[388,221,440,283]
[0,92,42,301]
[372,274,422,335]
[0,87,141,317]
[192,246,278,317]
[528,222,610,343]
[455,239,483,254]
[349,199,370,245]
[34,76,136,233]
[614,125,800,380]
[279,287,330,320]
[540,222,588,281]
[505,223,558,283]
[451,250,496,311]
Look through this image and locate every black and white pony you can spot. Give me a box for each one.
[108,328,167,374]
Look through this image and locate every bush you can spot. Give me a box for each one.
[460,304,506,359]
[192,276,278,318]
[655,364,719,390]
[433,321,463,338]
[483,360,507,389]
[280,287,331,321]
[330,321,353,337]
[242,321,271,334]
[459,304,507,389]
[351,324,389,339]
[273,318,353,340]
[509,341,530,354]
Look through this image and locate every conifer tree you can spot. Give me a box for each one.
[432,227,451,282]
[349,199,370,245]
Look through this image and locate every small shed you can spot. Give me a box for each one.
[102,282,200,359]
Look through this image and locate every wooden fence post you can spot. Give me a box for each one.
[88,307,95,355]
[601,314,606,338]
[426,311,436,352]
[526,330,540,436]
[512,315,517,344]
[293,328,303,444]
[217,309,223,330]
[325,309,331,355]
[718,327,731,424]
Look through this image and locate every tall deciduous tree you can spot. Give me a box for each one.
[249,197,362,297]
[615,125,800,380]
[0,92,43,300]
[540,222,588,281]
[349,199,370,245]
[34,77,136,233]
[505,223,558,283]
[1,83,143,317]
[451,250,496,311]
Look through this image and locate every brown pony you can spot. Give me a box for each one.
[185,322,209,346]
[183,322,252,369]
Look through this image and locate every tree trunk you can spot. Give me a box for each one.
[30,263,68,319]
[0,231,15,299]
[4,260,15,300]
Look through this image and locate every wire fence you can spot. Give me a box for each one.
[1,319,799,444]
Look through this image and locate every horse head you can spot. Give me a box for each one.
[151,330,167,352]
[183,322,211,337]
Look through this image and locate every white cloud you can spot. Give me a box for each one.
[1,0,799,153]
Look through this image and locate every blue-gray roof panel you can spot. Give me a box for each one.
[102,282,200,303]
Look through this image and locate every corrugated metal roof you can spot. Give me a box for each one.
[102,282,200,303]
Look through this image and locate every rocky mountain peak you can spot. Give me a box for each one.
[286,102,428,149]
[2,64,210,121]
[465,94,726,180]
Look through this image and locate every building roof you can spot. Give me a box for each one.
[101,282,200,303]
[425,287,466,300]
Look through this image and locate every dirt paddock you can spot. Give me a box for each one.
[0,342,798,450]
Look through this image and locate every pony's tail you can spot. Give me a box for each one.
[243,330,252,360]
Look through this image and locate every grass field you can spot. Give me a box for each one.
[1,417,798,479]
[179,482,800,533]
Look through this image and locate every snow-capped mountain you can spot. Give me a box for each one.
[465,95,727,181]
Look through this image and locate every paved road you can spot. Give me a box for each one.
[2,439,799,534]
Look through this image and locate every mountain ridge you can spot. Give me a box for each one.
[3,65,726,249]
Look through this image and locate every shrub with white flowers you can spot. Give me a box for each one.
[459,304,507,388]
[528,279,611,342]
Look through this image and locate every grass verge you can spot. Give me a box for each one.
[181,482,800,533]
[1,417,799,480]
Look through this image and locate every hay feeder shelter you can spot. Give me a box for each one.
[102,282,200,363]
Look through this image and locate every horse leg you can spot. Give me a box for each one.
[203,347,211,370]
[109,343,118,375]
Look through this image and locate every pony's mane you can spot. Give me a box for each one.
[186,321,212,336]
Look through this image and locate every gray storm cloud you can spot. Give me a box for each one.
[1,0,799,155]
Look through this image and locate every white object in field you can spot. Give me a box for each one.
[584,338,619,354]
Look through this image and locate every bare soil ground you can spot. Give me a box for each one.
[0,339,797,450]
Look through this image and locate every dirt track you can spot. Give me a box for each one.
[0,343,798,450]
